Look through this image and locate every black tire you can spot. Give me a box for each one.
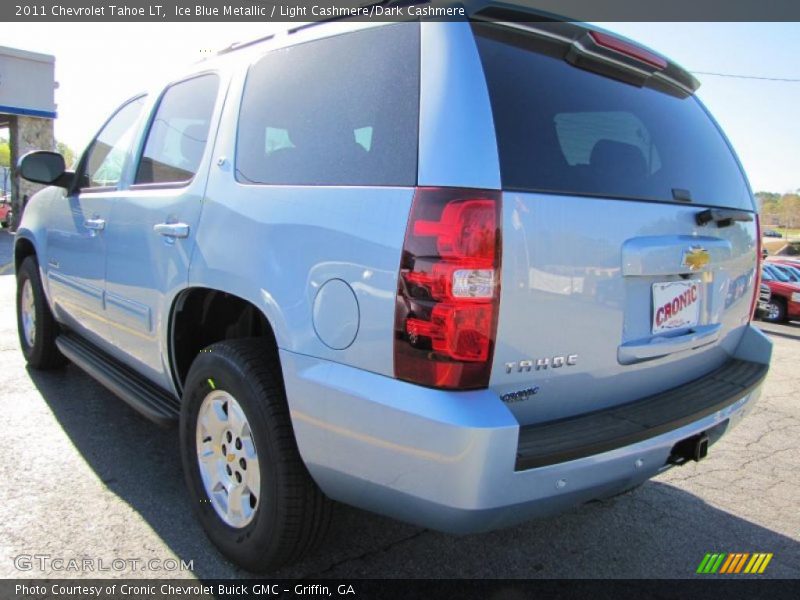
[16,256,66,369]
[763,298,786,323]
[180,338,331,572]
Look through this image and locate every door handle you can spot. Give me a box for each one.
[83,218,106,231]
[153,222,190,239]
[696,208,753,228]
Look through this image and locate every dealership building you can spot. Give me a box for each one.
[0,45,56,228]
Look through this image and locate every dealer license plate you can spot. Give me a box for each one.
[652,280,701,334]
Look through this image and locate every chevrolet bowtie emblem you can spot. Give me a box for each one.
[682,246,710,271]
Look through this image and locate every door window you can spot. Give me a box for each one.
[135,74,220,185]
[81,96,147,189]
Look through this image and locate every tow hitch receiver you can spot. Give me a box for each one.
[669,433,709,465]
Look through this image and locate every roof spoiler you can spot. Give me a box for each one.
[466,1,700,95]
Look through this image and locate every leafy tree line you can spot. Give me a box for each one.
[0,138,10,196]
[1,138,77,167]
[0,137,76,195]
[756,191,800,231]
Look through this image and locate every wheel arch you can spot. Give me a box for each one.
[765,294,788,322]
[14,234,38,273]
[168,286,280,394]
[775,294,789,311]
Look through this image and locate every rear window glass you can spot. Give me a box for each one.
[473,24,753,210]
[236,23,420,187]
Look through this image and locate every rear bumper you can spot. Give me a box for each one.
[515,358,766,471]
[281,325,771,533]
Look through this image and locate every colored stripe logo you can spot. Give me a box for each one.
[697,552,773,574]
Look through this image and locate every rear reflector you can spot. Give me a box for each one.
[394,188,501,389]
[588,30,668,70]
[749,214,763,321]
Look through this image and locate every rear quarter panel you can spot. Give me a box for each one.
[189,58,414,377]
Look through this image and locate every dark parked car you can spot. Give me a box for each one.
[762,229,783,238]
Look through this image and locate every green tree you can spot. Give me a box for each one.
[779,194,800,230]
[56,141,76,169]
[0,138,9,168]
[756,191,781,226]
[0,138,10,198]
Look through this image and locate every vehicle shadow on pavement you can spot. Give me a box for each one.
[757,320,800,341]
[27,364,800,579]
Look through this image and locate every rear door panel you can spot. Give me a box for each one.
[472,23,758,425]
[491,192,757,425]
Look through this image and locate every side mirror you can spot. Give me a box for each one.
[18,151,74,188]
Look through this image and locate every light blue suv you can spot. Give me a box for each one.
[15,14,771,571]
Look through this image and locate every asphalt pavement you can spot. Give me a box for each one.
[0,228,798,579]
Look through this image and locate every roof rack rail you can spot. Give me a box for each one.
[287,0,420,35]
[217,33,276,56]
[288,1,380,35]
[214,1,434,55]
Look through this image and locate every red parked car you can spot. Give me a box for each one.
[767,256,800,272]
[760,264,800,323]
[0,197,13,228]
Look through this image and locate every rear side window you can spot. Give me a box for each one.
[473,24,753,210]
[236,23,420,187]
[135,74,219,185]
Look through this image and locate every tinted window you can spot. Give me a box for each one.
[135,74,219,185]
[236,23,419,186]
[473,24,753,210]
[83,96,146,188]
[765,265,789,282]
[775,265,800,282]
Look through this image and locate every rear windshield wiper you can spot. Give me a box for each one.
[695,208,754,228]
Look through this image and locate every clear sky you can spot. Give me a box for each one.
[2,21,798,193]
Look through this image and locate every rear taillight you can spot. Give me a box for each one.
[394,188,501,389]
[749,214,763,321]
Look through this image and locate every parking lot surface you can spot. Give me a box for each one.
[0,229,798,579]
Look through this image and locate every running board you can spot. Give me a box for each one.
[56,333,180,426]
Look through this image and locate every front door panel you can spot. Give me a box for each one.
[45,192,113,347]
[102,72,224,391]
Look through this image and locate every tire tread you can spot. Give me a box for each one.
[181,338,331,571]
